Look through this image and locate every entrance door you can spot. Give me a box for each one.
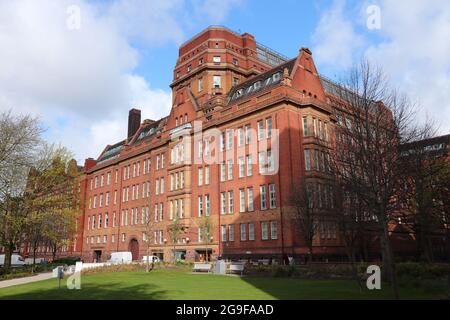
[94,250,102,262]
[129,239,139,261]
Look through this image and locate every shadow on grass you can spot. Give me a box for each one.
[239,275,448,300]
[0,281,171,300]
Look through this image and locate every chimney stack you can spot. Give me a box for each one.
[128,108,141,139]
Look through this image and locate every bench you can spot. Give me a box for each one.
[227,263,245,276]
[193,263,212,273]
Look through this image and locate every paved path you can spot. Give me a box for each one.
[0,272,53,289]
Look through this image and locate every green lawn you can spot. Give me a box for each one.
[0,269,445,300]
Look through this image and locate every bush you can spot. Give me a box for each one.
[52,256,81,265]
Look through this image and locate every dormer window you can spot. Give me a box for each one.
[273,72,282,82]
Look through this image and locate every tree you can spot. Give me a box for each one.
[196,216,213,262]
[397,131,450,262]
[142,211,156,272]
[289,179,321,263]
[0,111,42,271]
[167,218,184,263]
[329,60,420,299]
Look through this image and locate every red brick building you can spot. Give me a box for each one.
[75,26,343,263]
[71,26,449,263]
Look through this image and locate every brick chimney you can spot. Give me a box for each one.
[128,108,141,139]
[84,158,97,171]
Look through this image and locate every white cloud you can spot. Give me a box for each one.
[0,0,242,162]
[365,0,450,134]
[312,0,450,134]
[312,0,365,71]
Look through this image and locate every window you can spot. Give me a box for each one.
[233,77,239,86]
[266,117,272,138]
[107,172,111,185]
[198,78,203,92]
[267,149,274,172]
[104,213,109,228]
[304,149,311,171]
[245,124,251,144]
[198,196,203,217]
[213,75,221,88]
[269,183,276,209]
[220,192,226,215]
[246,155,253,176]
[238,189,246,213]
[198,140,203,159]
[314,150,319,171]
[227,159,233,180]
[261,222,269,240]
[228,191,234,214]
[198,167,203,186]
[240,224,247,241]
[302,117,308,136]
[159,203,163,221]
[313,118,318,137]
[260,185,267,210]
[257,120,264,141]
[99,194,103,207]
[121,233,126,242]
[271,221,278,240]
[228,225,234,241]
[238,157,245,178]
[247,188,254,211]
[258,151,266,174]
[237,128,244,147]
[187,64,192,73]
[205,194,210,216]
[198,227,203,242]
[160,178,164,194]
[220,162,226,182]
[221,225,227,242]
[213,56,221,64]
[232,57,238,66]
[248,223,255,240]
[226,130,233,150]
[205,166,210,184]
[220,132,225,151]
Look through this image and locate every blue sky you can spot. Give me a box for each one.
[0,0,449,161]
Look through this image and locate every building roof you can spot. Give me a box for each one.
[228,58,296,104]
[132,118,166,145]
[97,140,125,164]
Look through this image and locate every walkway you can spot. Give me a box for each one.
[0,272,53,289]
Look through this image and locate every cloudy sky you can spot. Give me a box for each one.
[0,0,449,162]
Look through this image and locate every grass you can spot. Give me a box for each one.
[0,269,446,300]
